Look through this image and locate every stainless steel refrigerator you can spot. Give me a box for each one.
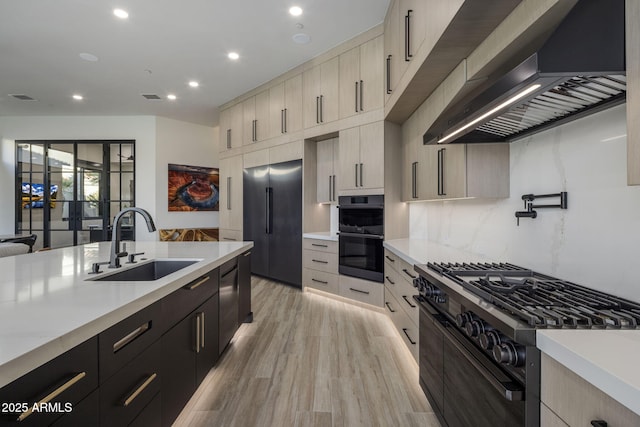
[243,159,302,287]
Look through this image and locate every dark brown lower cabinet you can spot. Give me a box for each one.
[161,293,219,427]
[0,337,98,427]
[219,258,239,354]
[99,339,162,427]
[50,389,99,427]
[238,250,253,324]
[129,392,161,427]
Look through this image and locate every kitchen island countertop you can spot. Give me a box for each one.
[0,240,252,388]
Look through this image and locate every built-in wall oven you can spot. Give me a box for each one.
[338,195,384,283]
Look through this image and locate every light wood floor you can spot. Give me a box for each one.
[173,276,440,427]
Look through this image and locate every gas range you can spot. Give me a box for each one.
[412,261,640,427]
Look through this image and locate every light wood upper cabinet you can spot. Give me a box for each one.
[219,103,243,151]
[242,97,256,145]
[316,138,338,203]
[384,0,402,102]
[269,74,302,138]
[219,155,243,231]
[303,57,340,128]
[241,90,270,145]
[339,36,384,119]
[338,121,384,192]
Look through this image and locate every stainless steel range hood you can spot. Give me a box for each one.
[423,0,626,145]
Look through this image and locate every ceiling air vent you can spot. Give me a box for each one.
[142,94,162,100]
[9,94,36,101]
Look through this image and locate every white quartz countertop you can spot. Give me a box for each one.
[383,238,494,266]
[303,231,338,241]
[385,238,640,416]
[0,240,252,388]
[537,329,640,416]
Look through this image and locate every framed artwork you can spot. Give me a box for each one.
[168,164,219,211]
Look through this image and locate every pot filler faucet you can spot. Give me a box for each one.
[109,207,156,268]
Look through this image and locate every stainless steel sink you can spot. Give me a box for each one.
[89,259,201,281]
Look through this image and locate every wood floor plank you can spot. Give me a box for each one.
[173,276,437,426]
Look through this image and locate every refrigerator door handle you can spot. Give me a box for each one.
[265,187,273,234]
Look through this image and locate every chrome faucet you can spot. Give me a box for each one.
[109,207,156,268]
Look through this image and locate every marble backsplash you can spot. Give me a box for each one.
[409,104,640,302]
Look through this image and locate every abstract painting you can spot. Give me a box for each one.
[168,164,219,211]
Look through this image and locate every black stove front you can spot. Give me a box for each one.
[413,261,640,427]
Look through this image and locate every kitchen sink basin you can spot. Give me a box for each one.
[90,259,201,281]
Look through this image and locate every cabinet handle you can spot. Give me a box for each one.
[227,177,231,210]
[200,312,205,349]
[312,259,328,264]
[16,372,87,422]
[437,148,446,196]
[402,328,417,345]
[355,163,358,187]
[113,321,151,353]
[359,163,363,187]
[349,287,370,295]
[316,96,320,124]
[405,10,413,61]
[320,95,324,123]
[385,302,396,313]
[385,255,395,263]
[280,109,284,134]
[195,312,201,353]
[243,251,252,256]
[312,278,328,285]
[252,119,256,141]
[402,268,417,279]
[359,80,363,111]
[312,243,328,248]
[226,129,231,149]
[329,175,332,201]
[412,161,418,198]
[332,175,336,201]
[186,275,210,291]
[385,275,395,285]
[355,81,359,113]
[402,295,417,308]
[386,55,392,94]
[122,373,157,407]
[223,237,236,241]
[284,108,287,133]
[590,421,608,427]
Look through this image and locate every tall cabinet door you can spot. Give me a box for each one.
[317,138,335,203]
[339,47,360,119]
[359,121,384,190]
[338,126,361,191]
[320,57,340,123]
[359,36,384,113]
[284,74,303,133]
[254,90,270,142]
[303,65,321,129]
[219,155,243,231]
[268,82,285,138]
[242,97,256,145]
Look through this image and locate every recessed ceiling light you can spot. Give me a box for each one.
[79,52,99,62]
[72,94,83,101]
[113,8,129,19]
[292,33,311,44]
[188,81,199,88]
[167,94,177,100]
[289,6,303,16]
[228,52,239,60]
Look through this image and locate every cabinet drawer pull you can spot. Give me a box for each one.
[402,268,417,279]
[359,162,363,187]
[402,295,416,308]
[385,275,395,285]
[386,55,392,94]
[16,372,86,422]
[402,328,416,345]
[311,243,328,248]
[349,287,370,295]
[385,255,395,263]
[243,251,251,256]
[359,80,363,111]
[591,421,608,427]
[186,276,210,291]
[113,321,151,353]
[312,259,328,264]
[320,95,324,123]
[122,373,157,407]
[195,312,201,353]
[223,237,237,241]
[385,302,396,313]
[200,312,205,349]
[312,278,328,285]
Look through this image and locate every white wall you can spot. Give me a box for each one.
[155,117,219,231]
[409,104,640,301]
[0,115,218,242]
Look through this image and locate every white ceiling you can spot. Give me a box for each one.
[0,0,390,127]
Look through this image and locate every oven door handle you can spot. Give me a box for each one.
[423,304,525,402]
[337,232,384,240]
